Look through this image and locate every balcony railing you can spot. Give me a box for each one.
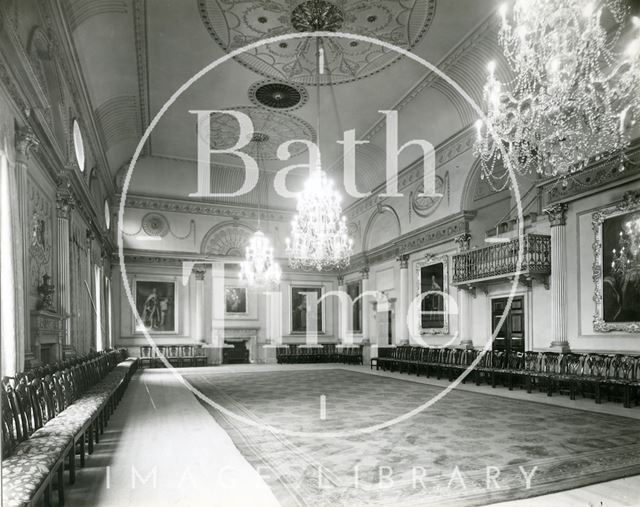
[452,234,551,285]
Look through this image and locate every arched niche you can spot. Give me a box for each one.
[200,221,255,256]
[363,205,401,252]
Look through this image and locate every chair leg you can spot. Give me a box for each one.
[79,436,85,466]
[68,447,76,484]
[88,427,94,454]
[625,385,631,408]
[57,464,65,505]
[44,479,52,507]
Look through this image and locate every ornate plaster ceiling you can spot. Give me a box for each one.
[198,0,437,85]
[201,106,316,160]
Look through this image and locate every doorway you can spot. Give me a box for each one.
[491,296,525,354]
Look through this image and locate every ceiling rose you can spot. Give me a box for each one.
[249,80,308,110]
[198,0,437,85]
[199,106,316,160]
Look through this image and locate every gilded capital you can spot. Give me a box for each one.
[15,126,40,159]
[194,265,206,281]
[397,254,410,269]
[543,203,569,227]
[454,233,472,252]
[56,188,75,219]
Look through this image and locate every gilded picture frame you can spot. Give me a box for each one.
[415,254,449,335]
[591,191,640,333]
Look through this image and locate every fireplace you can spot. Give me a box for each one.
[213,327,259,364]
[223,340,250,364]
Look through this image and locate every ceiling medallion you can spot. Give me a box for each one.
[141,212,170,238]
[250,132,270,143]
[249,80,308,110]
[291,0,345,32]
[198,0,437,85]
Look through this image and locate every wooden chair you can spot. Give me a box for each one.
[194,345,207,367]
[139,346,153,368]
[166,345,181,368]
[181,345,194,367]
[579,353,609,403]
[556,353,584,400]
[603,355,634,407]
[153,346,167,368]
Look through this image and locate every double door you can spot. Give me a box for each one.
[491,296,525,354]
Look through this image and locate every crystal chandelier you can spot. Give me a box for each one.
[239,135,281,287]
[474,0,640,189]
[286,35,353,271]
[240,230,282,287]
[611,213,640,285]
[286,156,353,270]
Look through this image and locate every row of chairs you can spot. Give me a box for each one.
[371,347,640,408]
[276,345,363,365]
[139,345,207,368]
[2,349,138,507]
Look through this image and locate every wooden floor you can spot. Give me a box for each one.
[65,365,640,507]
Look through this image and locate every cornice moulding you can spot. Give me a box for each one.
[537,139,640,207]
[121,193,295,219]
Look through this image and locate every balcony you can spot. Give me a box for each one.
[452,234,551,288]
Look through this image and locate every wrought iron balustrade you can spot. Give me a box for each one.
[452,234,551,285]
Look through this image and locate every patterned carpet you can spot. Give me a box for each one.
[184,369,640,507]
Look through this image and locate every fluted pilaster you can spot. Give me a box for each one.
[56,187,75,345]
[544,203,570,352]
[396,254,409,342]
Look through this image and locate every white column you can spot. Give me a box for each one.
[56,188,74,346]
[396,255,409,343]
[361,267,370,341]
[337,276,348,344]
[193,265,206,342]
[544,203,570,352]
[454,233,474,349]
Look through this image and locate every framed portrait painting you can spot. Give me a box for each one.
[291,286,323,333]
[225,287,248,314]
[592,192,640,333]
[415,255,449,335]
[134,279,177,333]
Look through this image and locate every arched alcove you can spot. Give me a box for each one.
[363,205,401,252]
[200,221,255,256]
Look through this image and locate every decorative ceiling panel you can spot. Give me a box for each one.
[198,0,437,85]
[202,106,316,160]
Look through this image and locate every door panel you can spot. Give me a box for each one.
[491,296,525,354]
